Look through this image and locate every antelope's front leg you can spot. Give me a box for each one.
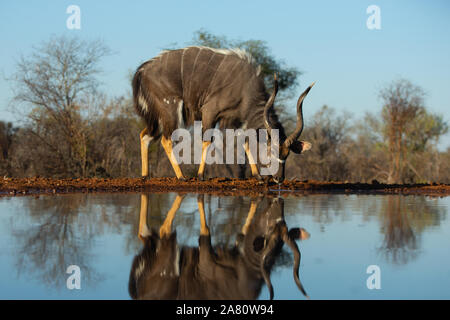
[159,194,185,238]
[241,198,259,236]
[161,135,186,180]
[197,141,211,181]
[244,141,263,180]
[197,194,210,236]
[235,197,262,247]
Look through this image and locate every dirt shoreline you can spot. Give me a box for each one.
[1,177,449,197]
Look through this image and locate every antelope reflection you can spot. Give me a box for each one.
[129,194,310,300]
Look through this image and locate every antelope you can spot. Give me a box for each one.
[129,194,310,300]
[132,46,314,182]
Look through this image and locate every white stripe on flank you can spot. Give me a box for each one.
[138,92,148,113]
[187,47,203,99]
[135,259,146,279]
[205,53,228,97]
[177,100,184,128]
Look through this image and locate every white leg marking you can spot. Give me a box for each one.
[142,134,153,147]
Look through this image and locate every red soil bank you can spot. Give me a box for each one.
[1,177,449,197]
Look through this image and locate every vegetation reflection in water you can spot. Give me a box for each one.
[0,193,448,299]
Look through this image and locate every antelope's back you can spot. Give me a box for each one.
[145,47,260,109]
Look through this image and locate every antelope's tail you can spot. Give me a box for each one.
[132,64,151,117]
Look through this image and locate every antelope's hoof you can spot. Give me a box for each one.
[253,173,263,181]
[141,175,150,181]
[178,176,187,181]
[198,174,205,181]
[257,175,270,184]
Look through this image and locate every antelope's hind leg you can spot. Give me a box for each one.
[241,198,260,235]
[138,194,151,243]
[140,128,154,178]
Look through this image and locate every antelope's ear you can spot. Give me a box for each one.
[253,236,265,252]
[290,140,312,154]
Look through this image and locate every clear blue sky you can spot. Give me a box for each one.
[1,0,449,148]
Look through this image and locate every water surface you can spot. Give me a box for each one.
[0,193,448,299]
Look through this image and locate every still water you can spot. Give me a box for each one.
[0,193,449,300]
